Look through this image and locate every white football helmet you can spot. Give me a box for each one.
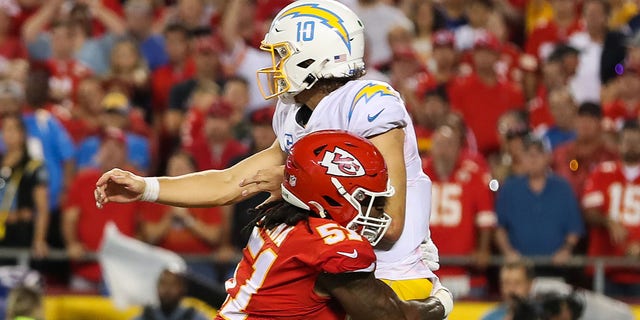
[257,0,366,103]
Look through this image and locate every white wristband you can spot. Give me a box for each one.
[434,287,454,317]
[140,177,160,202]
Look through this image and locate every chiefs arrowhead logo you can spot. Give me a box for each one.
[320,147,365,177]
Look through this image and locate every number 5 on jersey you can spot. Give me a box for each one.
[316,223,363,245]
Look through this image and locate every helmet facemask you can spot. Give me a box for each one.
[257,41,323,104]
[330,177,394,246]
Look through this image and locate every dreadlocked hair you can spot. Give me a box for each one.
[243,200,313,235]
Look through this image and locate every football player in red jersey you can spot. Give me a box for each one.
[216,130,445,319]
[582,120,640,296]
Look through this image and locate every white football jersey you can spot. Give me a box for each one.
[273,80,435,280]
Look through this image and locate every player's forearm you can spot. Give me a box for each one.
[156,170,240,207]
[401,298,445,320]
[369,129,407,242]
[155,141,285,207]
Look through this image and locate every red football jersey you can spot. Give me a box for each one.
[423,156,496,276]
[151,60,195,112]
[216,217,376,319]
[46,59,92,102]
[64,169,139,281]
[582,161,640,283]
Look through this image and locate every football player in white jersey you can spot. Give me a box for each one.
[94,0,452,315]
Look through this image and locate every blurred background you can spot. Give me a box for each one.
[0,0,640,319]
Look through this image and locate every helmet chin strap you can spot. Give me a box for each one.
[330,177,361,210]
[308,201,326,218]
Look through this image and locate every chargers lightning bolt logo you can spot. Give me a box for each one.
[278,3,352,53]
[349,83,396,123]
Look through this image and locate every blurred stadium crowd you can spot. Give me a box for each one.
[0,0,640,312]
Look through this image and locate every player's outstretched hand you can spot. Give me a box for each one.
[239,165,285,207]
[94,168,146,208]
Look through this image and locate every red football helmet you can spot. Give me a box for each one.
[281,130,395,245]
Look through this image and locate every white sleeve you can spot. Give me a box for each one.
[272,102,287,151]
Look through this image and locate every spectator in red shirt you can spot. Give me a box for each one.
[602,66,640,132]
[553,102,619,198]
[0,0,26,62]
[37,20,93,105]
[179,80,220,150]
[525,0,582,60]
[62,128,140,292]
[388,47,427,100]
[187,100,247,171]
[150,23,194,115]
[411,30,459,113]
[423,124,496,298]
[60,76,105,144]
[487,11,540,100]
[449,31,524,156]
[426,30,459,87]
[140,151,225,282]
[527,47,575,133]
[582,120,640,297]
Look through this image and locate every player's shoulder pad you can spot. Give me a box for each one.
[346,80,402,120]
[308,219,376,273]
